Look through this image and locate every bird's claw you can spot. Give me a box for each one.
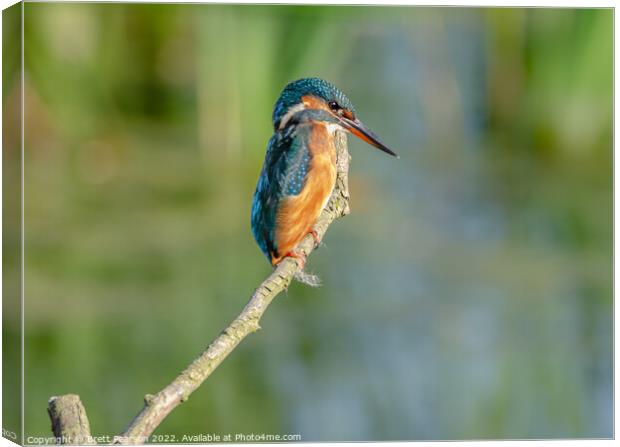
[309,229,321,248]
[283,251,307,270]
[280,230,320,269]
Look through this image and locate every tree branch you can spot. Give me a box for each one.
[48,395,95,445]
[47,131,351,444]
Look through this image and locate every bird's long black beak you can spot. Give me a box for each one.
[341,117,399,158]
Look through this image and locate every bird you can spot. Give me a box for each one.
[251,77,397,270]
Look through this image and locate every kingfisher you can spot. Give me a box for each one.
[251,77,397,269]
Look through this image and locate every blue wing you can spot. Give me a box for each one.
[251,125,312,261]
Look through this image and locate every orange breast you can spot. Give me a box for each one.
[272,124,337,265]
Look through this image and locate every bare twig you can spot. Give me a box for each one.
[47,131,351,444]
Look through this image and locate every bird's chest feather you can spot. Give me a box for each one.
[302,124,338,206]
[273,124,337,258]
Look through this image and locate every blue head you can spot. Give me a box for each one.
[272,78,355,127]
[272,77,397,157]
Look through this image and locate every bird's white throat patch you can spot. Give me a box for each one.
[324,123,345,134]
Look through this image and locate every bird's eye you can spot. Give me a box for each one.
[328,100,340,111]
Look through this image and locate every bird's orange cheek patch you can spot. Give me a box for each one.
[302,95,331,112]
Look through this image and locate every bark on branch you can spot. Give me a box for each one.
[47,131,351,444]
[48,395,95,445]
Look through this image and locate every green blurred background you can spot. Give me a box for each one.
[2,3,612,441]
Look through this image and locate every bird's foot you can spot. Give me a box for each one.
[283,250,307,269]
[309,228,321,248]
